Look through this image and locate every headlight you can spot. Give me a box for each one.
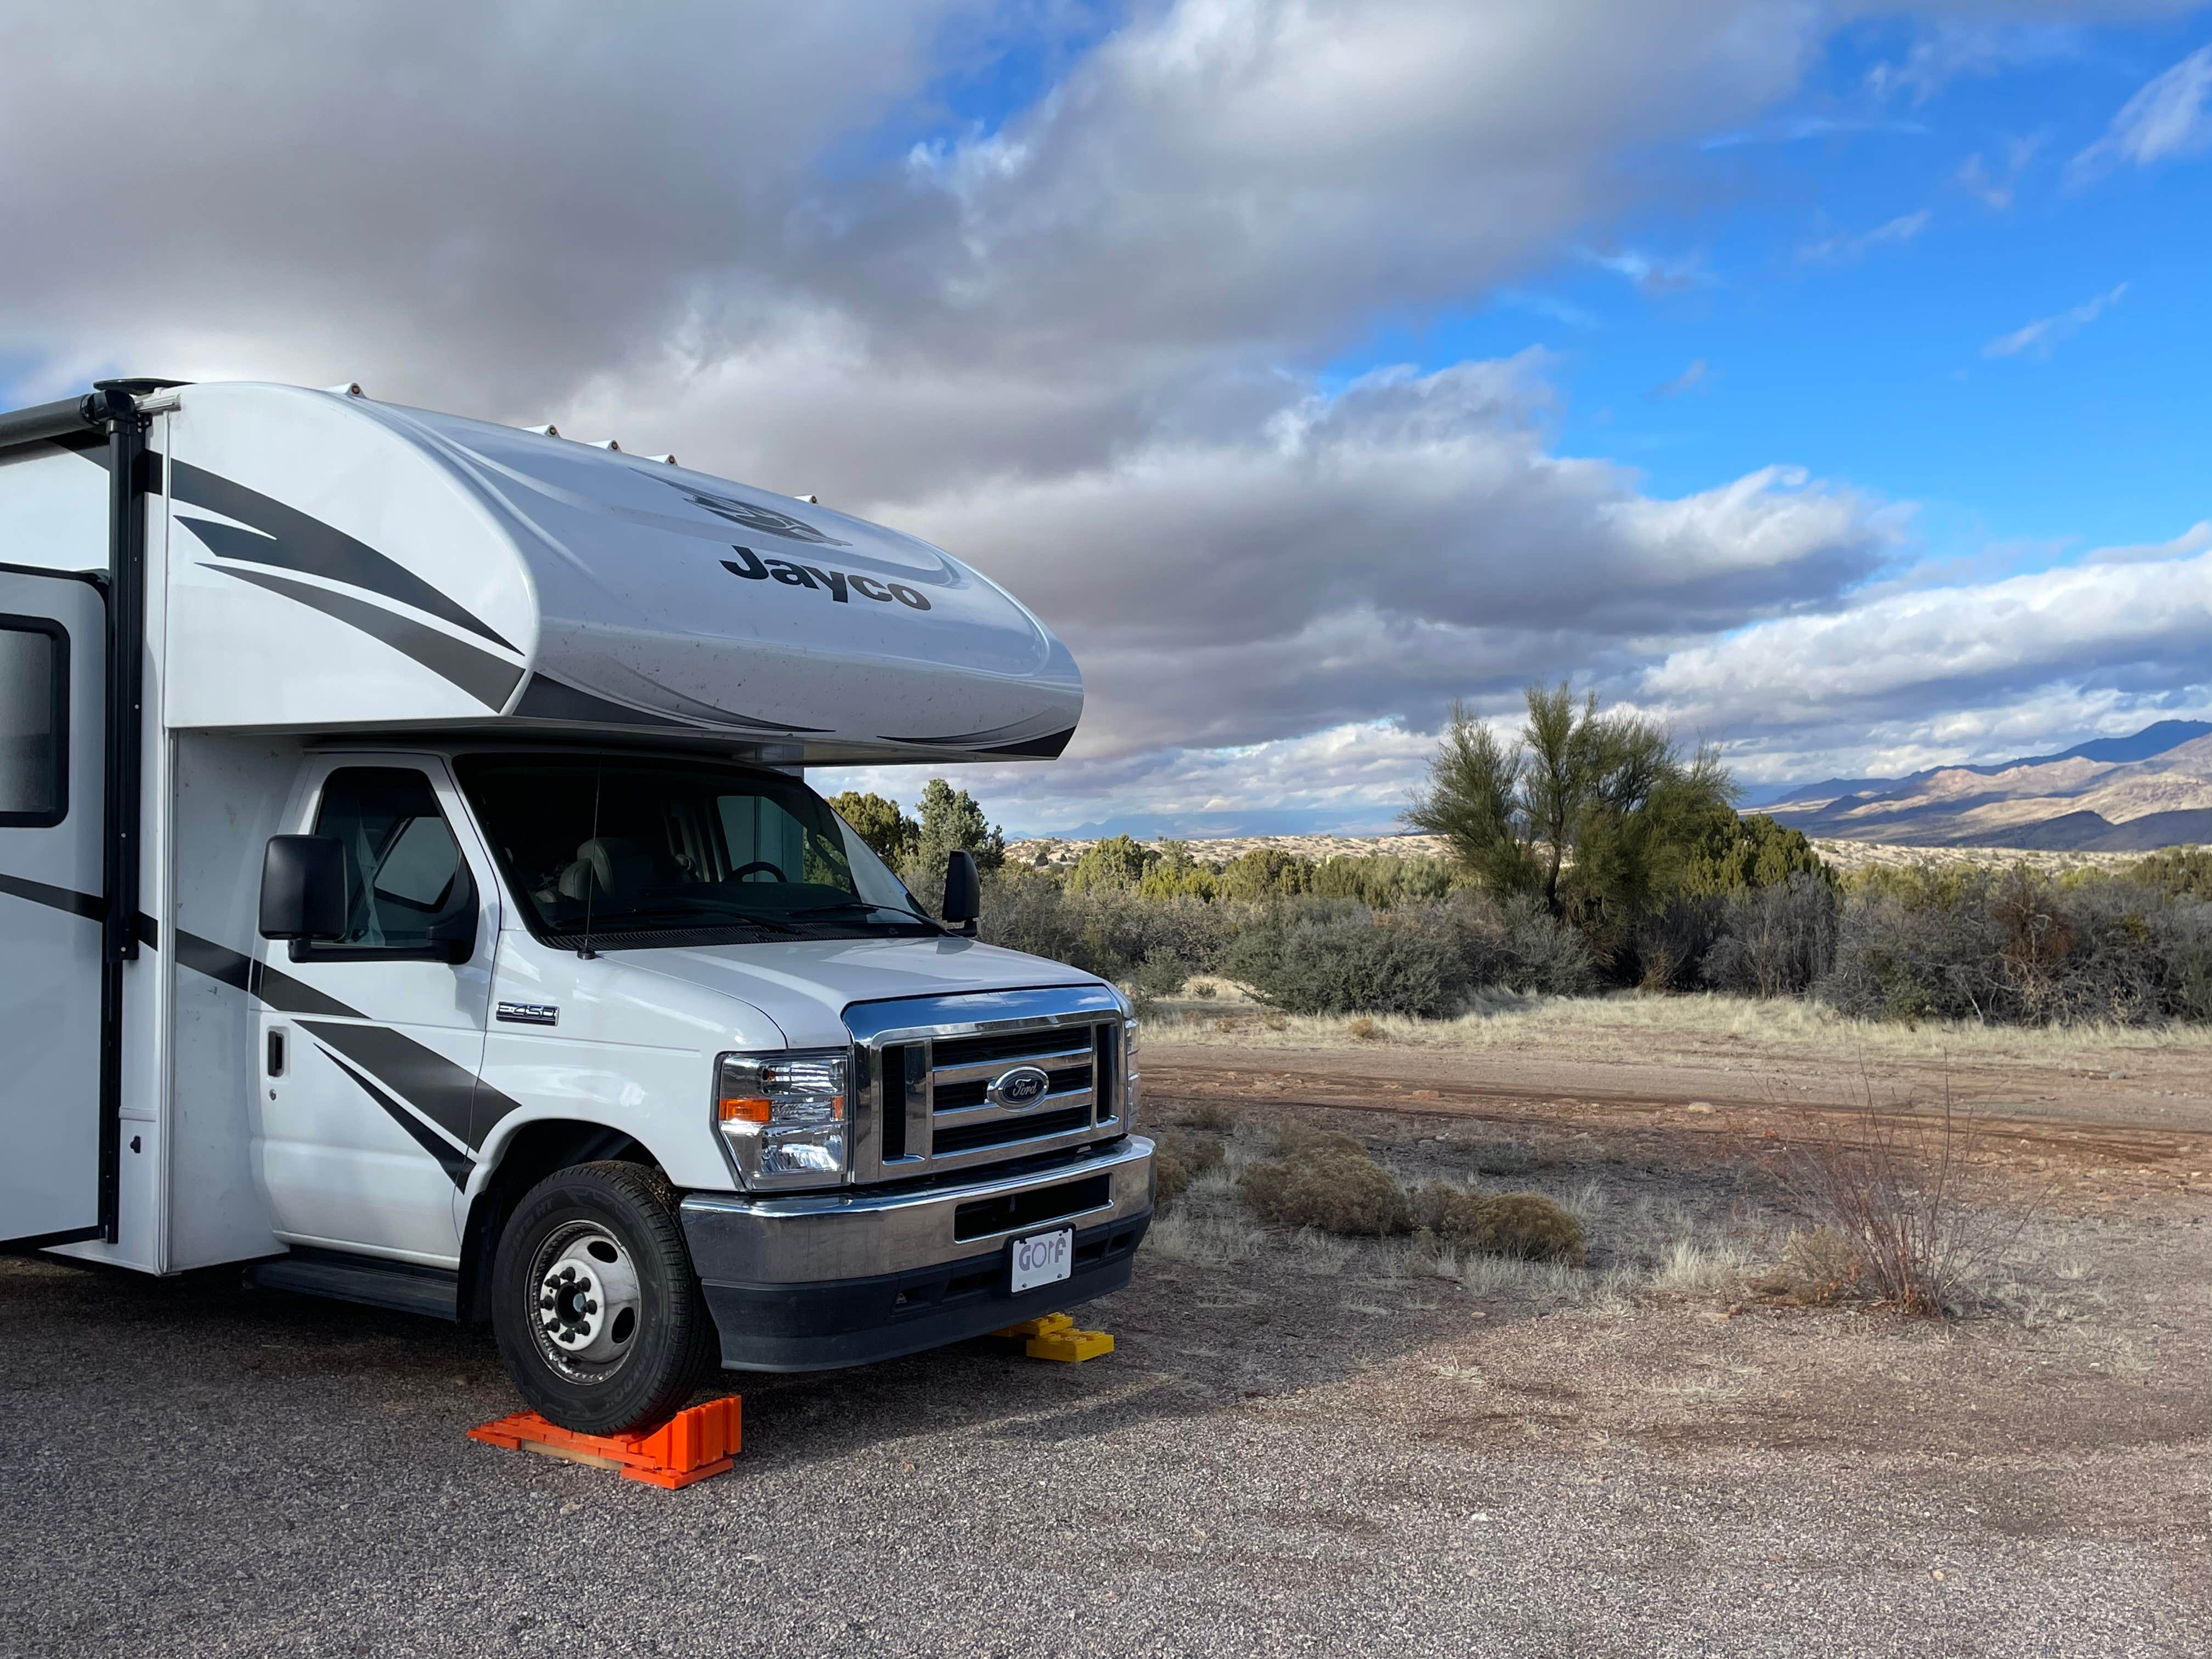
[715,1049,849,1187]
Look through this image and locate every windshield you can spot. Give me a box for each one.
[455,754,934,947]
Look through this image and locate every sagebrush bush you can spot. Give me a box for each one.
[1407,1180,1489,1240]
[1460,1193,1587,1266]
[1151,1130,1225,1206]
[1240,1143,1587,1263]
[978,843,2210,1028]
[1238,1132,1409,1234]
[1819,868,2212,1025]
[1225,902,1470,1018]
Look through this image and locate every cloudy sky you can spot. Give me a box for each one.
[5,2,2209,834]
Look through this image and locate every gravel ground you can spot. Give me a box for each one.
[4,1068,2208,1658]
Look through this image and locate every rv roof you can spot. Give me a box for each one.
[53,381,1086,766]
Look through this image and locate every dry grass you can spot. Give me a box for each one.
[1770,1091,2031,1315]
[1150,981,2209,1066]
[1139,1116,1797,1314]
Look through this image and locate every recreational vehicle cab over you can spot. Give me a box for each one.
[0,379,1152,1434]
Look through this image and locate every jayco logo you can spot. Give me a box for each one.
[722,545,934,611]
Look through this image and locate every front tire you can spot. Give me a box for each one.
[490,1160,716,1435]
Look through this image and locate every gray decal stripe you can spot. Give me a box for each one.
[203,560,525,710]
[511,673,693,729]
[0,870,103,922]
[0,872,159,943]
[174,929,252,993]
[174,929,363,1015]
[167,459,518,653]
[978,727,1076,759]
[297,1018,523,1149]
[320,1048,473,1189]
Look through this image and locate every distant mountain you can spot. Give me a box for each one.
[1764,721,2212,850]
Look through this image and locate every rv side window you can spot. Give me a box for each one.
[0,617,67,829]
[303,768,473,956]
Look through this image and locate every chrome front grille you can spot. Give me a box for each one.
[846,986,1129,1182]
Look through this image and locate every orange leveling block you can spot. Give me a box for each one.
[468,1395,742,1490]
[994,1311,1114,1362]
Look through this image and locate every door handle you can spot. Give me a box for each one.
[267,1028,286,1078]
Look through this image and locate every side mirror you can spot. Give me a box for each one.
[259,835,347,941]
[941,849,980,938]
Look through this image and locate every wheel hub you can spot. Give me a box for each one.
[530,1223,642,1373]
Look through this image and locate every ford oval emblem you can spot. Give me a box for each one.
[988,1065,1052,1110]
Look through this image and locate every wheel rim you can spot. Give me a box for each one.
[527,1220,644,1383]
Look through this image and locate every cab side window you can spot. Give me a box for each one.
[304,768,475,958]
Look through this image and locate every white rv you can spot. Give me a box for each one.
[0,379,1151,1434]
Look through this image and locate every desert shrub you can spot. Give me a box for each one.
[1407,1180,1488,1241]
[1820,867,2212,1025]
[1748,1228,1863,1305]
[1457,894,1601,996]
[1172,1099,1242,1132]
[1151,1130,1225,1206]
[2120,845,2212,901]
[1770,1098,2021,1315]
[1702,873,1842,996]
[1462,1193,1587,1265]
[1224,902,1470,1018]
[979,870,1232,985]
[1309,854,1460,907]
[1215,848,1316,900]
[1347,1015,1384,1041]
[1138,842,1221,901]
[1409,1182,1583,1263]
[1238,1133,1409,1235]
[1064,833,1156,893]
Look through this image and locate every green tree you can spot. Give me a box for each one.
[1675,809,1832,895]
[1405,683,1739,952]
[826,790,919,870]
[1138,840,1221,901]
[1066,833,1157,893]
[1215,848,1314,900]
[905,778,1006,907]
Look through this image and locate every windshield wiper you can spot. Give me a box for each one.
[784,899,944,929]
[583,904,802,936]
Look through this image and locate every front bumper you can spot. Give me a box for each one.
[679,1136,1154,1372]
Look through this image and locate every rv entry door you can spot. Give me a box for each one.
[0,569,106,1246]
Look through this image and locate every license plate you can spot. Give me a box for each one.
[1009,1227,1074,1294]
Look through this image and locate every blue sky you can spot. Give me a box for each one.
[4,4,2209,838]
[1330,16,2212,569]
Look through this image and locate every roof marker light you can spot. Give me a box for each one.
[797,494,819,504]
[587,439,622,452]
[323,382,364,397]
[523,422,561,438]
[640,454,678,466]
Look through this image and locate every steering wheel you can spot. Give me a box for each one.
[730,860,787,883]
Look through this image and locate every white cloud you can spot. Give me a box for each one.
[0,0,2200,834]
[1799,208,1932,262]
[1955,134,2044,210]
[1637,539,2212,760]
[1653,359,1710,397]
[861,361,1896,759]
[1982,282,2128,359]
[2070,43,2212,182]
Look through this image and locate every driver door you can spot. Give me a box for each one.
[255,757,499,1262]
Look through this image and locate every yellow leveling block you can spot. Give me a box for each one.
[994,1311,1114,1362]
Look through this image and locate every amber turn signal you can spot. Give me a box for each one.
[718,1094,773,1125]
